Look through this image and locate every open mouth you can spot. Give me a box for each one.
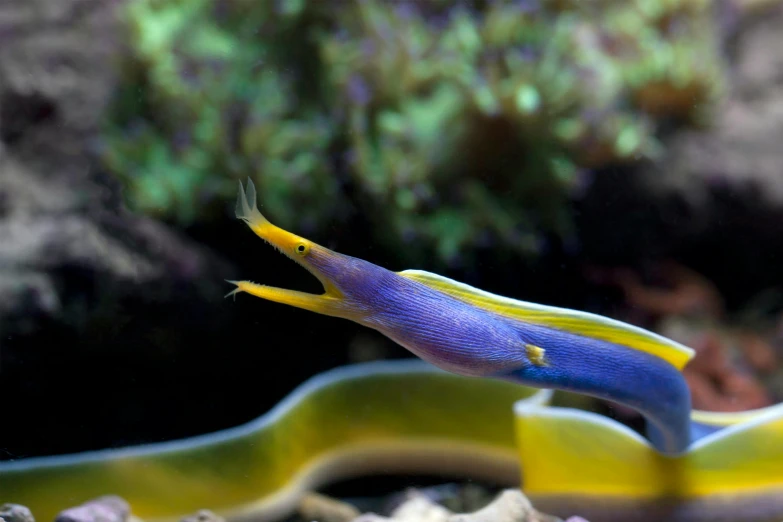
[224,179,344,313]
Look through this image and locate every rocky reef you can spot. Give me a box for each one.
[101,0,726,266]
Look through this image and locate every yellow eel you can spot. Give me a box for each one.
[0,361,544,521]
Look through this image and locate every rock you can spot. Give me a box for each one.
[0,0,259,461]
[449,490,560,522]
[578,3,783,311]
[653,15,783,208]
[55,496,129,522]
[384,484,493,516]
[391,494,451,522]
[0,0,237,341]
[347,489,571,522]
[0,504,34,522]
[299,493,361,522]
[179,510,224,522]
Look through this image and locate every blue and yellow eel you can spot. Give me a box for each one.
[2,180,782,522]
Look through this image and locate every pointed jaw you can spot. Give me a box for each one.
[227,180,347,317]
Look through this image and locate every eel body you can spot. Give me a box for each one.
[226,179,695,455]
[0,361,538,522]
[2,360,783,522]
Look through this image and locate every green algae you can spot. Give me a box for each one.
[100,0,725,266]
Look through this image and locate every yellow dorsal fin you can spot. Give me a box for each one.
[398,269,694,370]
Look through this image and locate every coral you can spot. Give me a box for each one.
[296,489,569,522]
[678,329,773,412]
[0,504,35,522]
[54,496,129,522]
[101,0,726,266]
[589,260,779,412]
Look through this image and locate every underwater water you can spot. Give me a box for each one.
[2,1,783,521]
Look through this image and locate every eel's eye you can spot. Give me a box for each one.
[295,242,309,256]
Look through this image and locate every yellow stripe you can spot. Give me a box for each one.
[691,404,783,428]
[399,270,695,370]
